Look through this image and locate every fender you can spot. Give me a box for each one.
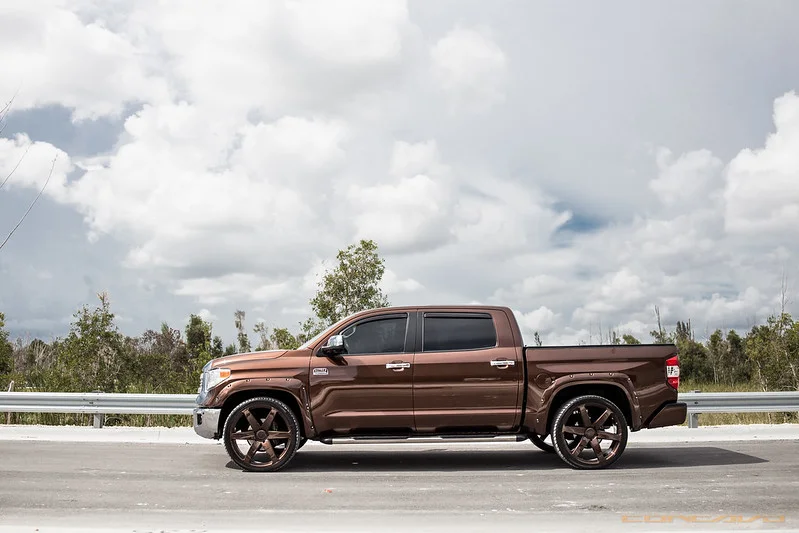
[530,372,642,435]
[212,377,318,439]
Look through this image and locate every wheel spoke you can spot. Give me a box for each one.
[570,436,589,457]
[261,439,278,461]
[594,408,612,428]
[578,405,591,426]
[596,430,621,441]
[242,408,262,431]
[262,408,277,429]
[231,430,255,440]
[589,438,606,464]
[267,431,292,440]
[563,426,587,436]
[243,440,262,463]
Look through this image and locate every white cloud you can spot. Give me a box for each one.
[381,269,423,293]
[0,2,169,121]
[197,308,218,323]
[724,91,799,240]
[3,2,799,347]
[430,26,508,112]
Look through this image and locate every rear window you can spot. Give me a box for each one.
[422,314,497,352]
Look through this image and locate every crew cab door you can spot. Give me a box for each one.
[412,310,522,433]
[309,312,416,436]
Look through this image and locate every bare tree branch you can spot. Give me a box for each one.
[0,91,19,135]
[0,142,32,192]
[0,154,57,252]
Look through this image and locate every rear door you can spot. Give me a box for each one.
[309,311,416,436]
[412,310,522,433]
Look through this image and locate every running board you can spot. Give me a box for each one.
[318,434,529,445]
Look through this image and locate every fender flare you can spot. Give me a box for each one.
[212,377,318,438]
[531,373,641,435]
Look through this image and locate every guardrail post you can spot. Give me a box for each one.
[5,381,13,424]
[687,390,700,428]
[92,390,104,429]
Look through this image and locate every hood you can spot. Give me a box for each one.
[210,349,288,368]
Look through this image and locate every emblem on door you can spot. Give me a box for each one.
[313,368,329,376]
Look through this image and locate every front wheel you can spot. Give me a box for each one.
[529,433,555,453]
[222,396,302,472]
[551,394,628,470]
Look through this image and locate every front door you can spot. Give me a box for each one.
[412,310,522,433]
[309,312,415,436]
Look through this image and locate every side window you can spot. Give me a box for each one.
[423,314,497,352]
[339,315,408,355]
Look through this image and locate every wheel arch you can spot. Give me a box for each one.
[541,381,636,435]
[217,388,312,439]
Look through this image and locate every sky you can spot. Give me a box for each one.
[1,0,799,347]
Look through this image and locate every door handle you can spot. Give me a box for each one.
[490,359,516,369]
[386,362,411,370]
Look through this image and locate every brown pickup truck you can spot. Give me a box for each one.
[193,305,686,471]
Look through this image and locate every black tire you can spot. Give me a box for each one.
[551,394,628,470]
[529,433,555,453]
[222,396,302,472]
[297,437,308,450]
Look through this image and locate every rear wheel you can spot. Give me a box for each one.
[222,396,301,472]
[551,394,628,470]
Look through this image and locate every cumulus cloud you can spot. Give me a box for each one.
[724,91,799,240]
[2,2,799,347]
[0,2,169,121]
[430,26,508,112]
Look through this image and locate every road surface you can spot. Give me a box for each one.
[0,425,798,532]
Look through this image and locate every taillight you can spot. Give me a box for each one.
[666,355,679,389]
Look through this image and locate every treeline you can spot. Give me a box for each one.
[566,305,799,392]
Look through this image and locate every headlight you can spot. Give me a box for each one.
[204,368,231,391]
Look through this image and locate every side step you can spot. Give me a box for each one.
[318,433,529,445]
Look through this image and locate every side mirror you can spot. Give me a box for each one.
[318,334,346,357]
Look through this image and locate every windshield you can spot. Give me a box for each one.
[298,324,333,350]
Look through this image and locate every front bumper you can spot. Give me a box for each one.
[193,407,222,439]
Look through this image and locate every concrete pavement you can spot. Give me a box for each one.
[0,424,798,532]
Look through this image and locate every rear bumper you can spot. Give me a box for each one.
[645,401,687,429]
[193,407,221,439]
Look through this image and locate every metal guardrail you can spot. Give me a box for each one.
[0,392,195,428]
[0,391,798,428]
[680,391,799,428]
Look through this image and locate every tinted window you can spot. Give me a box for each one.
[340,316,407,355]
[423,315,497,351]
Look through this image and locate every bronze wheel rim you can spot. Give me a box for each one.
[227,403,293,468]
[559,400,623,466]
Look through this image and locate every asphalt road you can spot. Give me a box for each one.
[1,437,798,532]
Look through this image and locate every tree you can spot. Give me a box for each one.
[622,334,641,345]
[649,305,673,343]
[0,312,13,375]
[51,292,126,392]
[533,331,543,347]
[210,336,225,358]
[185,314,212,358]
[309,239,390,328]
[234,310,251,353]
[270,327,300,350]
[253,321,274,351]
